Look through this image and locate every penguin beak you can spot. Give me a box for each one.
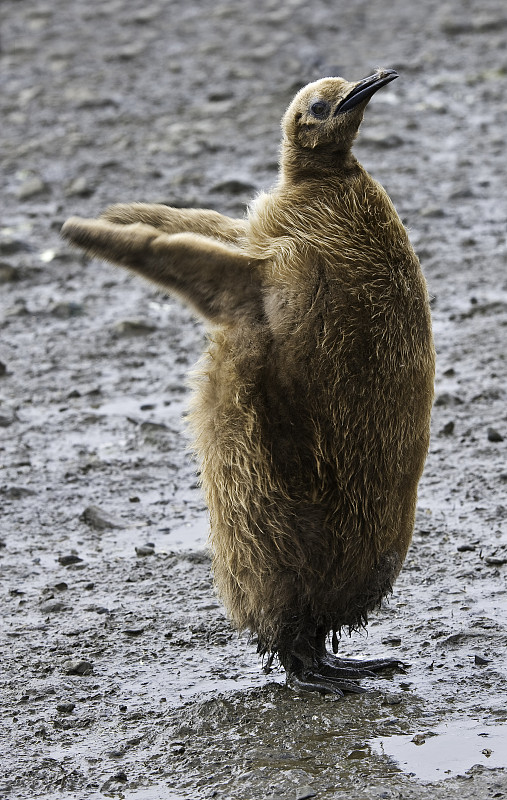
[335,69,398,115]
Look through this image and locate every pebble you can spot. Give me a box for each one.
[135,544,155,557]
[5,300,29,317]
[360,131,404,148]
[0,361,6,377]
[487,427,503,442]
[65,176,94,197]
[211,178,256,195]
[0,238,32,256]
[0,407,16,427]
[439,420,455,436]
[381,636,402,646]
[0,486,37,500]
[384,693,403,705]
[434,392,463,407]
[347,748,369,759]
[0,263,18,283]
[50,301,84,318]
[485,554,507,566]
[419,205,446,218]
[58,554,83,566]
[114,319,157,336]
[295,787,317,800]
[56,701,76,713]
[17,176,47,200]
[40,600,66,614]
[62,659,94,676]
[81,505,124,530]
[100,773,128,793]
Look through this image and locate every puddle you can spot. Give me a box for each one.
[371,718,507,781]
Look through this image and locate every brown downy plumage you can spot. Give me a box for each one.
[61,69,435,694]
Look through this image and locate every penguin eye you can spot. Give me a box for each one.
[309,99,330,119]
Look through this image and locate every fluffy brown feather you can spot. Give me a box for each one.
[61,70,435,693]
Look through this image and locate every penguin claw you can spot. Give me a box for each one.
[320,653,406,676]
[288,673,366,696]
[285,651,405,695]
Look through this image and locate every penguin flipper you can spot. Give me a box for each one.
[61,217,264,325]
[101,203,247,244]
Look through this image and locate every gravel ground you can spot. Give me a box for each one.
[1,0,506,798]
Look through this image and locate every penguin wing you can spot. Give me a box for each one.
[101,202,246,245]
[61,217,264,325]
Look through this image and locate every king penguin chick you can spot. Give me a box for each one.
[61,69,435,695]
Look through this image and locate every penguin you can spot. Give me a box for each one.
[61,69,435,694]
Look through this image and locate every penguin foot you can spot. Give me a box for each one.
[285,652,404,695]
[289,672,366,696]
[320,652,404,677]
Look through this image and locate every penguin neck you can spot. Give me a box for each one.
[279,139,360,187]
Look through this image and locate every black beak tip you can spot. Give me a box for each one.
[335,69,399,115]
[380,68,399,83]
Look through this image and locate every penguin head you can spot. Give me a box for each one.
[282,70,398,154]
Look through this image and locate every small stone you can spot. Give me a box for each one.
[420,206,446,218]
[295,787,317,800]
[0,361,6,377]
[62,659,93,676]
[0,407,16,427]
[487,427,503,442]
[17,176,47,200]
[457,544,476,552]
[474,655,490,666]
[0,238,32,256]
[381,636,402,646]
[57,701,75,713]
[40,600,66,614]
[135,544,155,557]
[347,748,369,759]
[58,554,83,566]
[123,628,145,636]
[0,486,35,499]
[0,263,18,283]
[211,178,256,195]
[360,131,404,148]
[439,420,455,436]
[114,319,157,336]
[5,299,29,317]
[384,693,402,705]
[81,505,124,530]
[411,733,426,745]
[485,554,507,566]
[50,301,84,318]
[434,392,463,407]
[65,176,94,197]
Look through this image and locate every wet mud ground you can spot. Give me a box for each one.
[1,0,507,797]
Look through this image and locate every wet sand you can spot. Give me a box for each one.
[1,0,506,797]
